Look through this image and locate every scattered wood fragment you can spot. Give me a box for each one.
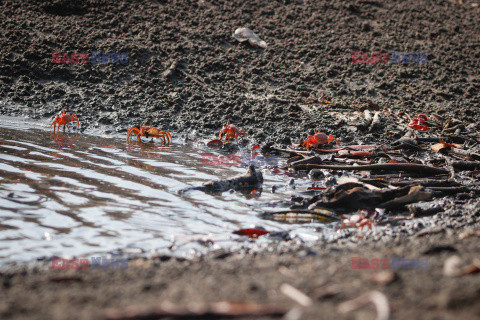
[338,290,390,320]
[378,185,433,209]
[442,256,480,277]
[280,283,313,307]
[451,161,480,171]
[289,156,327,167]
[308,184,433,211]
[391,179,460,188]
[260,209,340,222]
[313,283,342,299]
[298,163,448,175]
[416,227,445,237]
[371,271,398,286]
[458,229,480,240]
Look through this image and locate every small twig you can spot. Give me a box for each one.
[391,179,460,188]
[416,136,466,144]
[280,284,313,307]
[260,210,340,221]
[338,291,390,320]
[292,163,448,175]
[272,147,313,156]
[289,156,328,167]
[452,161,480,171]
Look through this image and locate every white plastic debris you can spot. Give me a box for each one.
[233,28,267,48]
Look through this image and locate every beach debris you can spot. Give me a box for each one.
[180,165,263,194]
[126,126,172,144]
[431,140,459,153]
[370,271,398,286]
[369,111,383,132]
[337,149,374,158]
[308,183,433,211]
[162,59,180,79]
[443,256,464,277]
[282,307,303,320]
[103,301,287,319]
[300,130,338,150]
[218,119,247,143]
[429,140,480,161]
[451,161,480,171]
[461,260,480,275]
[280,283,313,307]
[233,228,270,238]
[357,101,380,111]
[259,209,339,223]
[443,255,480,277]
[338,290,390,320]
[233,27,267,48]
[458,228,480,240]
[408,201,444,217]
[408,114,429,131]
[294,163,448,175]
[206,139,224,148]
[51,109,80,133]
[313,283,342,299]
[307,186,327,191]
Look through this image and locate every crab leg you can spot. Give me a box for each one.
[127,127,140,142]
[219,130,227,141]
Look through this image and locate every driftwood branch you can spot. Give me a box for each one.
[296,163,448,175]
[452,161,480,171]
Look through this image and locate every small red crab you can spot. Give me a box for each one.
[127,126,172,144]
[408,114,429,131]
[50,109,80,133]
[218,120,246,143]
[301,130,338,150]
[340,210,376,232]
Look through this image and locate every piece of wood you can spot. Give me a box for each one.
[293,163,448,175]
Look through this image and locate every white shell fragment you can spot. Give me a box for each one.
[233,28,267,48]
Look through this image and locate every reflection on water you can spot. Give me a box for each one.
[0,118,334,263]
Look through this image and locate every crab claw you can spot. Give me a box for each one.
[327,135,339,144]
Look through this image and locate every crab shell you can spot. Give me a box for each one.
[313,132,328,144]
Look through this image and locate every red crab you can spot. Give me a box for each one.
[218,120,246,143]
[340,210,376,232]
[127,126,172,144]
[301,130,338,150]
[50,109,80,133]
[408,114,429,131]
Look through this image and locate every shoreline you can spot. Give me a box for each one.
[1,226,479,319]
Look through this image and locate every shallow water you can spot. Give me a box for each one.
[0,117,336,263]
